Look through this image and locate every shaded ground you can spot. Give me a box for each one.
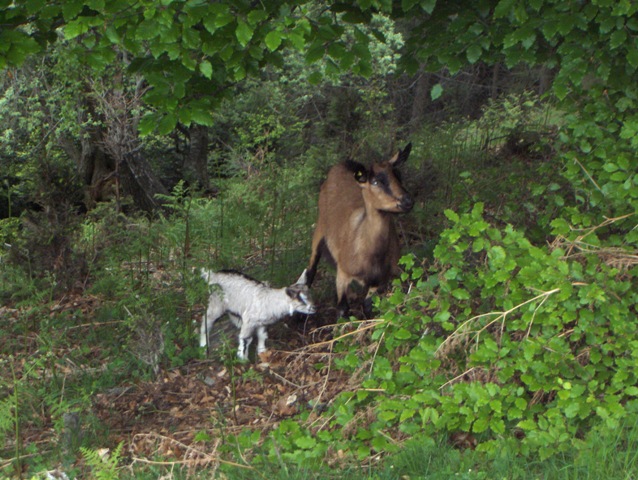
[2,289,369,474]
[93,322,350,460]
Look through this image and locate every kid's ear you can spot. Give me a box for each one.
[295,269,308,286]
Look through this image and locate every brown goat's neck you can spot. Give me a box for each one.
[359,204,392,238]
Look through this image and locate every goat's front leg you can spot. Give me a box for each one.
[256,326,268,355]
[237,323,255,360]
[237,335,252,360]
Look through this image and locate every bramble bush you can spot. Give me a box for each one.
[251,202,638,463]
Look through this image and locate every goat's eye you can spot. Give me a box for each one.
[370,178,379,186]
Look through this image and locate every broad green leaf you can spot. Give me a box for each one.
[135,19,160,40]
[233,64,246,81]
[138,114,158,136]
[473,417,489,433]
[294,436,317,449]
[443,209,458,222]
[610,29,627,49]
[104,25,121,44]
[452,288,470,300]
[64,19,89,40]
[402,0,420,11]
[431,83,443,100]
[247,10,267,26]
[287,32,305,51]
[494,0,514,19]
[199,60,212,79]
[235,21,253,47]
[466,44,482,64]
[421,0,436,14]
[627,49,638,69]
[24,0,46,14]
[327,41,347,60]
[564,401,581,419]
[62,0,83,21]
[306,44,325,63]
[490,418,505,434]
[157,113,177,135]
[264,30,282,51]
[190,108,214,126]
[393,328,412,340]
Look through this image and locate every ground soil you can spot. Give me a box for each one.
[3,293,368,472]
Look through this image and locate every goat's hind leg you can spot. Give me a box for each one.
[237,323,256,360]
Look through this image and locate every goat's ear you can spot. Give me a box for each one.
[345,160,368,184]
[295,269,308,286]
[390,142,412,167]
[354,167,368,184]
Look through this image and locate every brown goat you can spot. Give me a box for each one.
[306,143,413,315]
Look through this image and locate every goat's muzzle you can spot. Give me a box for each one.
[399,194,414,212]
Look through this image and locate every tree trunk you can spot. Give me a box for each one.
[409,66,432,133]
[183,124,210,191]
[119,150,169,212]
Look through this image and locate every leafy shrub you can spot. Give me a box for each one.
[256,201,638,463]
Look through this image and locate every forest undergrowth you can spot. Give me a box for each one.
[2,94,638,479]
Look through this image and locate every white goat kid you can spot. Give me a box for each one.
[199,269,315,360]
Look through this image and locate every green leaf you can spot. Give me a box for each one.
[610,29,627,49]
[430,83,443,100]
[494,0,514,19]
[190,108,214,126]
[421,0,437,14]
[443,209,459,224]
[452,288,470,300]
[294,436,317,449]
[62,0,83,21]
[473,417,489,433]
[135,19,160,41]
[306,43,325,63]
[265,30,282,51]
[393,328,412,340]
[402,0,420,11]
[157,113,177,135]
[307,71,323,84]
[233,64,246,81]
[490,418,505,434]
[466,44,482,64]
[236,21,253,47]
[564,401,581,419]
[247,10,267,26]
[64,19,89,39]
[104,25,121,44]
[199,60,212,79]
[138,114,158,136]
